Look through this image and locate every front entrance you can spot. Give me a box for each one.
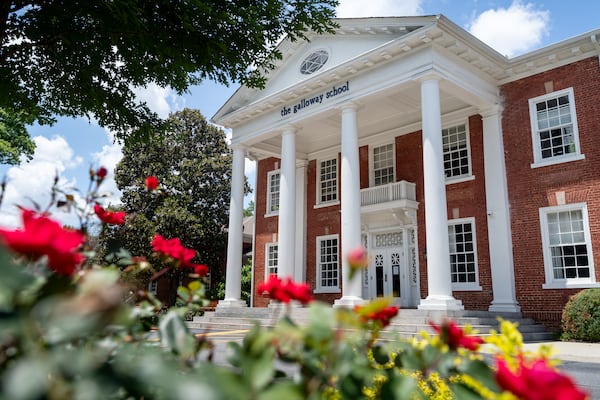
[365,230,413,307]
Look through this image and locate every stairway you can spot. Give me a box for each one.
[188,306,554,342]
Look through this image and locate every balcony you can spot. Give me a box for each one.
[360,181,418,226]
[361,180,416,206]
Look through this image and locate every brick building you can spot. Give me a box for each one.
[212,15,600,327]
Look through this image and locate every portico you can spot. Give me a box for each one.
[213,16,520,313]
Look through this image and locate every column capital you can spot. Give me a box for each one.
[281,125,297,135]
[415,70,444,84]
[479,104,504,118]
[337,101,359,112]
[229,143,247,152]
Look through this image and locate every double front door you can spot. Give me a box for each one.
[367,230,411,306]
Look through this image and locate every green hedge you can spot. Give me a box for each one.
[561,288,600,342]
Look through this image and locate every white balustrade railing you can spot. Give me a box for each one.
[360,180,416,207]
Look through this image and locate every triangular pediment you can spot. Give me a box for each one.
[212,16,437,124]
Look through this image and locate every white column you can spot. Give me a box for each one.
[334,103,364,307]
[218,144,247,308]
[482,107,521,313]
[277,128,296,279]
[418,77,463,311]
[294,161,307,283]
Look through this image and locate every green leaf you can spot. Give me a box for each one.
[159,310,195,356]
[372,345,390,365]
[458,359,500,392]
[381,371,422,399]
[449,382,487,400]
[259,382,304,400]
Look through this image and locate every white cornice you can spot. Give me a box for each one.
[212,15,600,129]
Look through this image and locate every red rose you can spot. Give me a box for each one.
[257,274,313,305]
[0,209,85,276]
[151,234,197,268]
[145,176,159,190]
[496,356,587,400]
[355,302,399,328]
[94,204,126,225]
[430,320,484,351]
[96,166,108,178]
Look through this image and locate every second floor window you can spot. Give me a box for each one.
[442,124,471,179]
[529,88,582,167]
[372,143,395,186]
[318,158,338,204]
[267,170,280,215]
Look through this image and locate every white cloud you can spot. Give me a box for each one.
[91,131,123,208]
[336,0,423,18]
[0,136,83,228]
[468,1,550,57]
[132,83,183,119]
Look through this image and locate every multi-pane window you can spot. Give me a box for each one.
[529,88,582,166]
[442,124,470,179]
[317,235,339,291]
[266,243,278,277]
[267,170,280,215]
[372,144,395,186]
[318,158,337,204]
[542,206,592,283]
[448,219,479,288]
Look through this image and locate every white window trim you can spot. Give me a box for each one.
[369,142,396,187]
[314,234,341,293]
[265,242,278,279]
[442,122,474,183]
[265,169,280,217]
[316,157,339,207]
[448,217,482,291]
[539,203,598,289]
[529,87,585,168]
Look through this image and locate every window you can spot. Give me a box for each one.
[540,203,596,288]
[149,280,158,295]
[372,143,395,186]
[265,243,278,277]
[529,88,583,167]
[266,170,280,215]
[442,124,471,179]
[448,218,481,290]
[316,235,340,292]
[300,50,329,75]
[318,158,338,204]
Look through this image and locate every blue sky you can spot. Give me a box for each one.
[1,0,600,227]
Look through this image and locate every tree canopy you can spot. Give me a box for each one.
[0,0,338,162]
[98,108,248,299]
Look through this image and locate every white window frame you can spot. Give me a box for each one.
[540,203,598,289]
[265,169,280,217]
[314,234,341,293]
[442,123,474,184]
[448,217,481,291]
[316,157,339,207]
[265,242,278,278]
[529,87,585,168]
[369,142,396,187]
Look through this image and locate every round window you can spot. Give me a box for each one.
[300,50,329,75]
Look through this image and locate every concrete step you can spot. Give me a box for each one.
[189,307,552,342]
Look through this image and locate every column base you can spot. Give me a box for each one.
[333,296,365,308]
[488,301,521,314]
[418,296,464,311]
[216,299,248,309]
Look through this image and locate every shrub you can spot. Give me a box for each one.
[561,288,600,342]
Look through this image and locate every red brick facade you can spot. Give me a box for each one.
[251,56,600,327]
[501,56,600,326]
